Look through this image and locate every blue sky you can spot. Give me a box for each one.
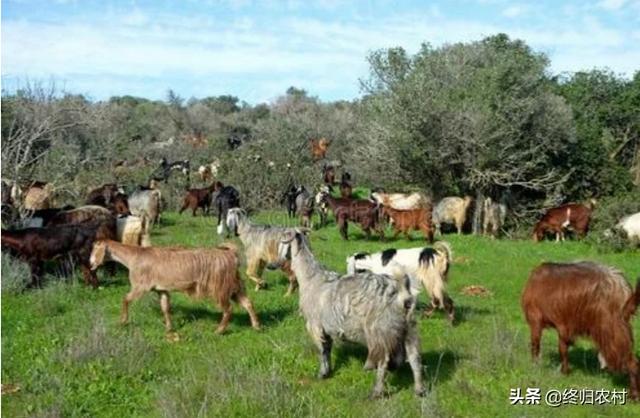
[2,0,639,103]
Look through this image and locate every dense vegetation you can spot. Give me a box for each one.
[2,34,638,220]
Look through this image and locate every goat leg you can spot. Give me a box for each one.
[369,358,389,399]
[405,326,426,397]
[159,291,172,332]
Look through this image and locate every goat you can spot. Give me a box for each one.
[314,187,330,228]
[282,184,301,218]
[129,189,162,226]
[310,137,331,161]
[23,182,54,210]
[214,184,240,236]
[117,215,151,247]
[179,182,218,216]
[522,261,640,399]
[371,192,430,211]
[320,191,383,240]
[47,205,115,227]
[2,221,116,288]
[197,159,220,183]
[278,230,425,398]
[347,242,453,322]
[149,157,191,187]
[18,205,75,228]
[86,184,122,206]
[382,205,434,243]
[433,196,473,235]
[322,164,336,186]
[617,212,640,241]
[482,197,507,237]
[532,203,593,242]
[339,181,353,199]
[295,187,314,228]
[226,208,298,295]
[89,240,260,334]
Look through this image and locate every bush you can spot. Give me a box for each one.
[1,253,31,294]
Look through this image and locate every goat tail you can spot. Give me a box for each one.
[622,279,640,321]
[397,275,417,320]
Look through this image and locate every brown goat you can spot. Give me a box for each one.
[48,205,116,227]
[23,181,54,210]
[179,182,219,216]
[321,193,383,240]
[533,203,593,242]
[310,137,331,161]
[339,181,353,199]
[1,221,116,288]
[522,261,640,399]
[89,240,261,334]
[383,205,434,243]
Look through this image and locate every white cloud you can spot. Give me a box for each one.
[502,5,527,18]
[1,5,638,102]
[598,0,627,10]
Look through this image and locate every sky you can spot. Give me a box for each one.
[2,0,639,104]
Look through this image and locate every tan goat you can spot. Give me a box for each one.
[89,240,260,334]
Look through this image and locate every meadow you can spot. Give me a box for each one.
[2,211,639,418]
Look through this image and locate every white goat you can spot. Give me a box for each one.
[346,242,454,322]
[618,212,640,241]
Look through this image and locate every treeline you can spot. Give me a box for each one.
[1,34,638,221]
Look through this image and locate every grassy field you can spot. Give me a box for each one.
[2,211,639,417]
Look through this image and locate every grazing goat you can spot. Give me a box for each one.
[315,187,330,228]
[129,189,162,226]
[90,240,260,333]
[532,203,593,242]
[320,192,383,240]
[522,261,640,399]
[179,182,218,216]
[617,212,640,241]
[310,137,331,161]
[371,192,430,211]
[295,187,314,228]
[23,182,54,210]
[117,215,151,247]
[433,196,473,235]
[482,197,507,237]
[346,242,454,322]
[278,230,425,398]
[226,208,298,295]
[2,221,116,288]
[382,205,434,243]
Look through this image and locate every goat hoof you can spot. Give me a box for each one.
[363,361,375,371]
[415,387,427,397]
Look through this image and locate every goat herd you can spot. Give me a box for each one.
[1,158,640,401]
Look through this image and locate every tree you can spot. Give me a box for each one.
[360,34,576,227]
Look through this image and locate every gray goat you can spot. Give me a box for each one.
[295,187,314,228]
[277,230,425,399]
[226,208,298,295]
[482,197,507,237]
[129,189,162,226]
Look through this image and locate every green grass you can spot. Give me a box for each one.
[2,211,639,417]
